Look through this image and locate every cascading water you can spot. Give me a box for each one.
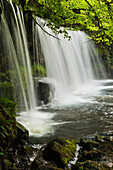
[31,19,113,140]
[34,18,107,103]
[1,2,112,139]
[0,1,36,110]
[0,2,55,136]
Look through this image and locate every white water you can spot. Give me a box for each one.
[0,2,36,110]
[1,3,109,137]
[35,18,107,103]
[11,16,111,137]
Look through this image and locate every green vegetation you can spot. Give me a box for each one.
[0,98,16,154]
[32,63,47,77]
[11,0,113,45]
[43,137,78,168]
[10,0,113,75]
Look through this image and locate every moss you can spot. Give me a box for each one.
[95,135,103,143]
[103,136,111,142]
[0,98,16,152]
[83,149,101,160]
[73,160,111,170]
[79,139,86,146]
[31,156,63,170]
[82,141,99,151]
[0,82,13,100]
[43,138,78,168]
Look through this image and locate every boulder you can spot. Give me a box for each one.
[30,156,62,170]
[83,149,101,161]
[15,122,29,146]
[37,78,55,105]
[73,160,110,170]
[43,138,77,169]
[82,141,99,151]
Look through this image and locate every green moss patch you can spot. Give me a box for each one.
[43,137,78,168]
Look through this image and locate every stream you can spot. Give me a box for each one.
[17,79,113,144]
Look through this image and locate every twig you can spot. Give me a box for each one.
[32,16,61,40]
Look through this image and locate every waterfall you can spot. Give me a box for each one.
[34,18,107,102]
[0,1,36,110]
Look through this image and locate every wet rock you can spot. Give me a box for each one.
[79,138,86,146]
[103,136,111,142]
[24,145,40,161]
[72,160,111,170]
[82,141,99,151]
[43,138,77,169]
[37,78,55,105]
[78,134,113,169]
[83,149,102,160]
[95,135,103,143]
[15,122,29,146]
[30,156,62,170]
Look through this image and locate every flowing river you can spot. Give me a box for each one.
[17,79,113,144]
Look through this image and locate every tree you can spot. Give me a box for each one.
[12,0,113,46]
[11,0,113,75]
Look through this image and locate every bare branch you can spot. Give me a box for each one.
[32,15,61,40]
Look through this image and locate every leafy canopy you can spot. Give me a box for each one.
[11,0,113,45]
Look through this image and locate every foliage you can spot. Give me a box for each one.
[0,98,16,153]
[11,0,113,46]
[0,81,13,100]
[32,62,47,77]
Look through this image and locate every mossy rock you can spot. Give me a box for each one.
[103,136,111,142]
[73,160,111,170]
[95,135,103,143]
[79,139,86,146]
[43,138,78,168]
[82,141,99,151]
[24,145,39,157]
[31,156,63,170]
[0,98,16,151]
[15,122,29,146]
[83,149,102,161]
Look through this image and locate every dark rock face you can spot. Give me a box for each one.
[37,79,55,105]
[15,122,29,145]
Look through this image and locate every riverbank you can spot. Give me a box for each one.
[0,122,113,169]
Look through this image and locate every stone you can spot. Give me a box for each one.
[95,135,103,143]
[43,138,77,169]
[37,78,55,105]
[15,122,29,146]
[83,149,101,160]
[72,160,111,170]
[30,156,58,170]
[82,141,99,151]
